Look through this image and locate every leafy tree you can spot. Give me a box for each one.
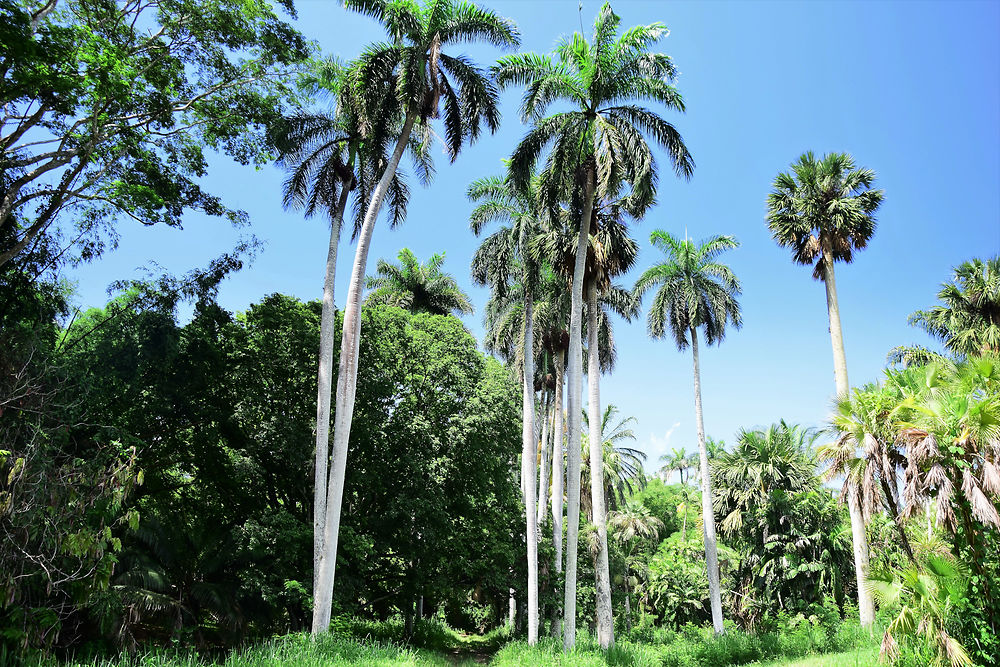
[609,501,662,630]
[495,1,693,649]
[314,0,519,635]
[366,248,473,316]
[634,230,742,634]
[0,0,308,270]
[766,151,884,626]
[909,257,1000,358]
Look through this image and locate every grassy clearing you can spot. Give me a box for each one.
[751,648,879,666]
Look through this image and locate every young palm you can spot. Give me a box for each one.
[495,3,692,649]
[766,150,884,626]
[469,170,544,643]
[365,248,473,316]
[634,230,742,635]
[313,0,519,635]
[659,447,694,541]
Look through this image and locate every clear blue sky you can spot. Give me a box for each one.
[68,0,1000,471]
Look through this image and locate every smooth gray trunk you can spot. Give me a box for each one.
[313,182,350,598]
[537,391,551,527]
[563,171,595,651]
[550,357,565,640]
[312,112,417,635]
[822,250,874,627]
[691,327,725,635]
[522,296,539,644]
[552,357,565,572]
[587,282,614,648]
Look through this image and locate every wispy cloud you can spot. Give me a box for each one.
[642,422,682,478]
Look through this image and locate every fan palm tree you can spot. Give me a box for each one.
[469,169,544,643]
[821,383,915,564]
[494,3,692,649]
[365,248,473,316]
[870,554,973,667]
[274,57,421,604]
[910,257,1000,358]
[634,230,742,635]
[765,150,884,626]
[312,0,519,635]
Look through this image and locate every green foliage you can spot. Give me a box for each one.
[365,248,474,316]
[0,0,310,270]
[909,257,1000,358]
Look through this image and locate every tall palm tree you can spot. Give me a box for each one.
[766,151,884,626]
[910,257,1000,358]
[634,230,742,635]
[274,57,417,603]
[469,169,544,643]
[312,0,519,635]
[365,248,473,316]
[494,3,692,649]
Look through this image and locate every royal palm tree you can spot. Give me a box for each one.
[469,169,544,643]
[634,230,742,635]
[365,248,473,316]
[766,150,884,627]
[274,57,419,603]
[910,257,1000,358]
[494,3,692,649]
[312,0,519,635]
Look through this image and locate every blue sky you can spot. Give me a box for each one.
[68,0,1000,472]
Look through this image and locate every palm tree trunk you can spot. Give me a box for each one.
[537,390,551,527]
[587,281,614,648]
[563,170,596,651]
[821,250,874,627]
[551,355,565,639]
[522,294,539,644]
[312,111,417,635]
[691,326,725,635]
[312,183,350,599]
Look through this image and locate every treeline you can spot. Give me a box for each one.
[0,269,523,655]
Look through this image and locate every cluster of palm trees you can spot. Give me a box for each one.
[269,0,999,658]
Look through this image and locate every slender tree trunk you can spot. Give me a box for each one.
[313,182,350,599]
[522,295,539,644]
[821,251,874,627]
[552,356,565,570]
[624,592,632,633]
[312,112,417,635]
[563,169,596,651]
[508,588,516,628]
[587,281,614,648]
[691,327,725,635]
[537,390,551,527]
[551,356,565,639]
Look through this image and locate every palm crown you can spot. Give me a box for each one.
[766,151,884,281]
[634,231,743,350]
[365,248,473,316]
[909,257,1000,357]
[349,0,519,161]
[494,2,693,208]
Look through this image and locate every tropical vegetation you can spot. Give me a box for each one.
[1,1,997,666]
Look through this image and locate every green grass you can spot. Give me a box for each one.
[752,648,879,666]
